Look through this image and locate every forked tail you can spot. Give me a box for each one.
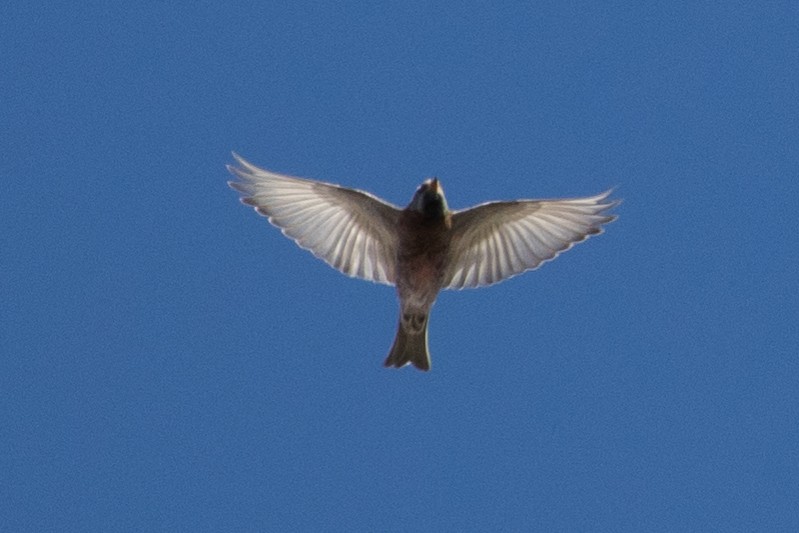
[383,312,430,371]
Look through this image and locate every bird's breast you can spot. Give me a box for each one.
[395,211,452,306]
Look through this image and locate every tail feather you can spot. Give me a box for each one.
[384,314,430,371]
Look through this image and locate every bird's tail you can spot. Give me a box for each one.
[384,312,430,371]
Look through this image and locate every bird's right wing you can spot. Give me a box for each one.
[443,190,619,289]
[228,154,401,285]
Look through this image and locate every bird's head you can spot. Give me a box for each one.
[408,178,449,219]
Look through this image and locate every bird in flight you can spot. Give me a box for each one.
[228,154,618,371]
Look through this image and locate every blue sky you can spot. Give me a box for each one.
[3,2,797,531]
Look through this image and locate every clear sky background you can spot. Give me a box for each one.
[3,2,798,531]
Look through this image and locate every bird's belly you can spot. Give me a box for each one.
[395,211,451,310]
[396,254,445,309]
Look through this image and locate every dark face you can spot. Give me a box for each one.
[409,178,449,219]
[421,190,446,219]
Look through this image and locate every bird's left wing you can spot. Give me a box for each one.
[228,154,401,285]
[443,190,618,289]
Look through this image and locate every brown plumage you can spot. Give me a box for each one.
[228,154,619,371]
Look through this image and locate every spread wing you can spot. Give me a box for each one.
[228,153,401,285]
[443,190,618,289]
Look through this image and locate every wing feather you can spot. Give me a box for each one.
[228,153,400,285]
[444,190,618,289]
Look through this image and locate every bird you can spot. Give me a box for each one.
[227,153,618,371]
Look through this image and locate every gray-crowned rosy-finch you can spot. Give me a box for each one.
[228,154,618,371]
